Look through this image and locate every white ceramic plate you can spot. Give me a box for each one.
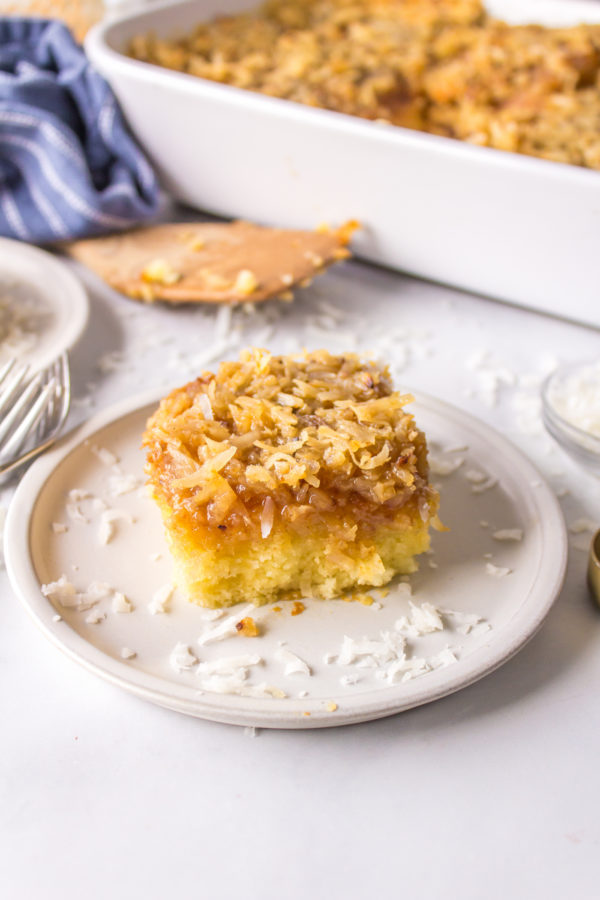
[4,390,567,729]
[0,238,89,370]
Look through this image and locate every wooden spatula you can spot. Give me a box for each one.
[64,220,357,304]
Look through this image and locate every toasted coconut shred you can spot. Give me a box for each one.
[130,0,600,171]
[143,348,438,538]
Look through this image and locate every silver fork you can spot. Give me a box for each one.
[0,352,71,482]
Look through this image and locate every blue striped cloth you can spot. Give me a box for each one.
[0,18,159,243]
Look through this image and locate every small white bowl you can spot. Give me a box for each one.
[541,361,600,475]
[0,238,88,372]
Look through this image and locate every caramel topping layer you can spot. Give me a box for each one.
[143,349,438,535]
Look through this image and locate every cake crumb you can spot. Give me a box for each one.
[326,701,338,712]
[236,616,260,637]
[348,592,375,606]
[141,258,181,285]
[233,269,259,296]
[291,601,306,616]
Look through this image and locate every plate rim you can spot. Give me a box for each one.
[0,237,89,368]
[4,388,568,729]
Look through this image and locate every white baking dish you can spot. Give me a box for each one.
[86,0,600,327]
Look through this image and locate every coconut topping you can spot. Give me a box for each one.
[144,348,437,534]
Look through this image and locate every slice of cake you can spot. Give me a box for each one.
[143,349,440,608]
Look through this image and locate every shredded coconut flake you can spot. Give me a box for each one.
[91,445,119,466]
[112,591,134,613]
[485,562,512,577]
[471,477,498,494]
[199,608,226,621]
[197,654,262,676]
[66,503,87,524]
[427,455,464,476]
[275,647,311,676]
[429,647,458,668]
[197,604,257,645]
[240,682,285,699]
[493,528,523,541]
[170,642,198,671]
[68,489,91,503]
[260,496,275,539]
[85,610,105,625]
[148,584,173,615]
[197,392,214,421]
[395,601,444,637]
[78,581,114,610]
[465,469,487,483]
[107,473,141,497]
[41,576,79,608]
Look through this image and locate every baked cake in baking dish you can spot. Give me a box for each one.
[143,349,440,608]
[130,0,600,171]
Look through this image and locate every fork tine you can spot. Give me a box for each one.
[56,353,71,427]
[0,361,29,417]
[34,360,59,440]
[0,376,58,460]
[0,352,72,482]
[0,372,42,445]
[0,358,17,387]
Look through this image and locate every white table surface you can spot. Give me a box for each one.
[1,242,599,900]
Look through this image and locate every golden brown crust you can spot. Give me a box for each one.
[143,348,438,539]
[64,220,354,304]
[129,0,600,171]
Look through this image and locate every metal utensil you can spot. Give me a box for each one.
[0,352,71,483]
[587,529,600,609]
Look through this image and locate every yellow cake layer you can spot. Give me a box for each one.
[157,497,432,607]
